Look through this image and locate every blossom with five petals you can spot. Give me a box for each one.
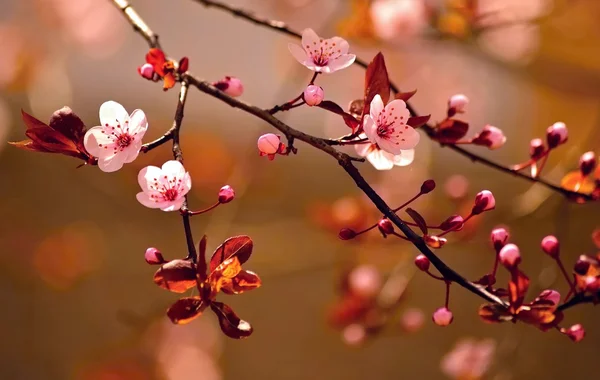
[288,28,356,74]
[136,160,192,212]
[83,101,148,172]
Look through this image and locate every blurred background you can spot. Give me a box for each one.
[0,0,599,379]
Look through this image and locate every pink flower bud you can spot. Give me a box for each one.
[574,256,591,275]
[400,308,425,333]
[432,307,453,326]
[138,63,155,80]
[448,94,469,114]
[377,218,394,236]
[339,228,357,240]
[561,324,585,343]
[471,190,495,215]
[342,324,366,346]
[348,265,382,299]
[218,185,235,204]
[213,76,244,97]
[490,227,509,251]
[529,138,545,159]
[145,247,166,265]
[303,85,324,106]
[420,179,436,194]
[499,243,521,269]
[472,125,506,150]
[546,122,568,149]
[539,289,561,307]
[414,254,430,271]
[579,151,597,177]
[257,133,282,156]
[439,215,464,232]
[541,235,560,259]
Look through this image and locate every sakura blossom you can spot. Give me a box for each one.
[84,101,148,172]
[136,160,192,211]
[363,95,420,155]
[355,133,415,170]
[288,28,356,73]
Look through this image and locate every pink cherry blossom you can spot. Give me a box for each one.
[441,338,496,380]
[472,125,506,150]
[541,235,560,259]
[546,121,568,148]
[145,247,166,265]
[213,76,244,97]
[355,133,415,170]
[432,307,453,326]
[218,185,235,204]
[499,243,521,269]
[471,190,495,215]
[448,94,469,113]
[303,85,324,106]
[561,324,585,343]
[138,63,155,80]
[136,160,192,212]
[363,95,420,155]
[84,101,148,172]
[288,28,356,74]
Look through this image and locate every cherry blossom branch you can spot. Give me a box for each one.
[191,0,592,201]
[557,291,599,312]
[110,0,506,314]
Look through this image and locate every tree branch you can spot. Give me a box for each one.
[191,0,592,201]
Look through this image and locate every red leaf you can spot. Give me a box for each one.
[508,269,530,310]
[474,274,496,286]
[48,107,87,153]
[162,73,176,91]
[209,236,253,273]
[395,89,417,102]
[434,119,469,142]
[220,270,262,295]
[317,101,360,131]
[405,208,428,235]
[424,235,447,249]
[407,115,430,128]
[178,57,189,73]
[146,48,166,75]
[478,303,512,323]
[166,297,205,325]
[153,259,197,293]
[363,52,391,117]
[348,99,365,119]
[210,301,253,339]
[8,140,52,153]
[197,235,208,281]
[209,257,243,294]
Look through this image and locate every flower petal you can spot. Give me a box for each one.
[128,109,148,135]
[210,301,253,339]
[161,159,186,177]
[97,154,125,172]
[328,54,356,73]
[160,198,184,212]
[84,126,114,158]
[354,141,375,157]
[393,149,415,166]
[121,141,142,164]
[328,37,349,55]
[301,28,321,51]
[136,192,164,209]
[153,259,197,293]
[369,94,385,121]
[288,43,310,67]
[367,149,395,170]
[137,165,162,192]
[363,116,378,144]
[166,297,205,325]
[99,101,129,128]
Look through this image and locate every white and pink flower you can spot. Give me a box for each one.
[84,101,148,172]
[355,133,415,170]
[363,95,420,155]
[288,28,356,74]
[136,160,192,212]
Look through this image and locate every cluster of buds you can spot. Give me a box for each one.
[413,254,454,326]
[338,181,495,250]
[475,230,586,342]
[428,94,506,149]
[513,122,569,178]
[138,48,189,91]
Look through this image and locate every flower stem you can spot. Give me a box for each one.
[188,201,220,216]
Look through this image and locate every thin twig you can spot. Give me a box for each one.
[191,0,593,201]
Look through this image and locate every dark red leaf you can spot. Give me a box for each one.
[178,57,189,73]
[146,48,166,75]
[317,101,360,131]
[210,301,253,339]
[153,259,197,293]
[209,235,253,273]
[48,107,87,152]
[478,303,512,323]
[395,89,417,102]
[348,99,364,119]
[508,269,530,310]
[407,115,431,128]
[8,140,52,153]
[220,270,262,295]
[209,257,243,294]
[474,274,496,286]
[166,297,205,324]
[197,235,208,281]
[424,235,447,249]
[405,208,428,235]
[434,119,469,142]
[363,52,390,117]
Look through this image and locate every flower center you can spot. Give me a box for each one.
[377,121,395,139]
[116,133,133,148]
[162,188,179,201]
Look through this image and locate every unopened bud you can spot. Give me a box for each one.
[546,122,568,149]
[303,85,324,106]
[257,133,283,157]
[339,228,357,240]
[490,227,509,251]
[561,324,585,343]
[420,179,436,194]
[579,151,597,177]
[574,256,591,275]
[499,243,521,269]
[529,138,545,160]
[377,219,394,236]
[138,63,155,80]
[145,247,166,265]
[218,185,235,204]
[432,307,453,326]
[439,215,464,232]
[213,76,244,97]
[472,125,506,150]
[448,94,469,116]
[541,235,560,259]
[471,190,495,215]
[424,235,447,249]
[414,254,430,271]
